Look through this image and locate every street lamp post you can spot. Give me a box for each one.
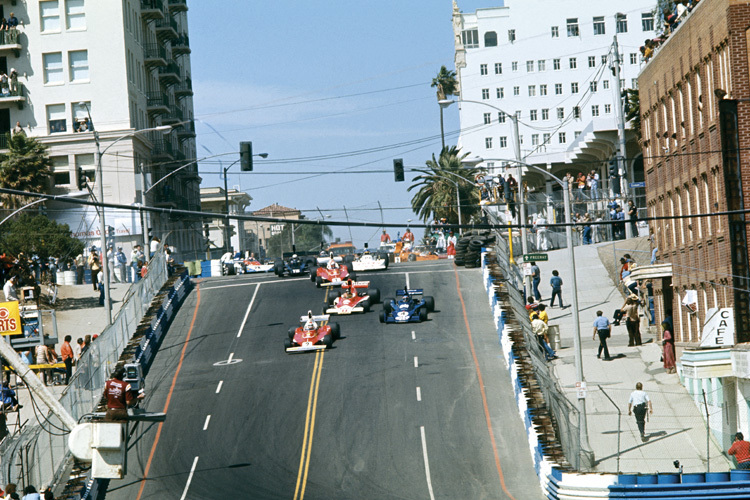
[221,150,267,254]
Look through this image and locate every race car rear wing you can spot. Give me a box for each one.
[299,314,330,323]
[345,281,370,289]
[396,289,424,296]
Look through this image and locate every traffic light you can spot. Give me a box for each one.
[608,159,617,177]
[203,223,210,239]
[240,141,253,171]
[77,166,87,188]
[393,158,404,182]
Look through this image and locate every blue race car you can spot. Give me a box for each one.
[380,288,435,323]
[274,253,315,277]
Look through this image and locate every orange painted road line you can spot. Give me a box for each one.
[454,267,518,500]
[135,285,202,500]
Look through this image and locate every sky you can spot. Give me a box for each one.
[187,1,496,248]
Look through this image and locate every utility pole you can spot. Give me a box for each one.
[140,163,150,253]
[513,114,531,295]
[613,35,632,239]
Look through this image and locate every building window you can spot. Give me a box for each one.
[508,29,516,42]
[573,106,581,118]
[499,136,508,148]
[485,31,498,47]
[571,82,579,93]
[515,110,521,120]
[51,156,70,186]
[513,86,520,96]
[588,56,596,68]
[527,60,534,72]
[569,57,577,69]
[72,101,90,131]
[553,59,561,70]
[76,154,95,187]
[483,112,491,124]
[642,12,654,31]
[602,55,608,65]
[557,107,564,119]
[66,0,86,30]
[480,64,488,75]
[540,84,547,96]
[481,88,490,99]
[542,108,549,120]
[462,29,479,48]
[593,16,605,35]
[543,133,551,144]
[69,50,89,82]
[40,1,61,32]
[629,53,638,64]
[538,60,546,71]
[512,61,518,72]
[530,109,538,121]
[532,134,539,146]
[528,85,536,96]
[485,137,493,149]
[574,130,582,138]
[43,52,64,84]
[495,63,502,74]
[567,18,579,37]
[559,132,567,143]
[592,105,600,116]
[604,104,612,114]
[616,13,628,33]
[47,104,67,133]
[555,83,562,95]
[603,80,610,89]
[631,78,638,88]
[498,112,506,123]
[551,26,559,38]
[496,87,504,98]
[590,81,597,92]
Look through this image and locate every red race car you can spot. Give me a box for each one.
[311,260,357,287]
[325,280,380,315]
[285,312,341,353]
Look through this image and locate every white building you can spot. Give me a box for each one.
[450,0,654,197]
[5,0,201,260]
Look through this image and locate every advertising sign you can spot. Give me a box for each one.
[700,308,735,348]
[0,301,22,336]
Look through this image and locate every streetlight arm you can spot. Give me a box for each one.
[100,125,173,158]
[0,198,46,226]
[144,152,235,194]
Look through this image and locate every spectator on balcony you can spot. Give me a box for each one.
[7,13,18,29]
[9,69,17,94]
[12,121,24,136]
[0,17,8,31]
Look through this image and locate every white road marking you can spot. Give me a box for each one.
[416,387,422,401]
[420,426,436,500]
[203,415,211,430]
[179,456,199,500]
[228,352,234,362]
[237,283,261,338]
[405,272,410,289]
[412,331,416,340]
[414,356,418,368]
[216,381,223,394]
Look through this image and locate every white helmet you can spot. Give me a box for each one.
[292,254,298,259]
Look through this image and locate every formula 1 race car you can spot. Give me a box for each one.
[380,288,435,324]
[350,246,389,272]
[324,280,380,315]
[311,261,356,287]
[285,313,341,353]
[274,253,315,277]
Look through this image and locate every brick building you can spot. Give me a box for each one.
[638,0,750,451]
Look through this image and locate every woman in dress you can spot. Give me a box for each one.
[662,321,676,374]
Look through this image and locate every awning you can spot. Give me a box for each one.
[629,263,673,280]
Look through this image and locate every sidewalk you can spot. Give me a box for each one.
[535,243,729,474]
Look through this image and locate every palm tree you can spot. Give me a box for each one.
[0,133,52,210]
[408,146,484,226]
[431,66,458,149]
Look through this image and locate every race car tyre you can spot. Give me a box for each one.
[315,276,323,288]
[330,323,341,340]
[453,259,465,267]
[322,334,333,348]
[344,255,354,266]
[275,265,283,277]
[383,300,394,314]
[424,296,435,312]
[379,311,386,323]
[328,290,340,305]
[284,338,292,350]
[366,288,381,304]
[362,300,370,312]
[378,253,389,269]
[418,308,428,322]
[321,305,329,315]
[408,254,417,262]
[288,327,296,339]
[310,270,318,282]
[469,239,485,250]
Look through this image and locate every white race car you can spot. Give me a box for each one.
[351,251,388,272]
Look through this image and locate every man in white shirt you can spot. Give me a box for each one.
[628,382,653,441]
[3,275,18,301]
[531,313,556,361]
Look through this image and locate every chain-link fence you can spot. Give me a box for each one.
[0,247,169,491]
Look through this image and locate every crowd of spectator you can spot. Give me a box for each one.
[641,0,702,63]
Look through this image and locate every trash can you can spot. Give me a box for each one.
[548,325,561,351]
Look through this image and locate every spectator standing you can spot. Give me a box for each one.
[728,432,750,469]
[87,250,101,291]
[0,382,21,411]
[592,310,613,361]
[107,245,118,283]
[74,254,85,285]
[130,245,143,282]
[21,485,40,500]
[3,275,18,301]
[380,230,391,244]
[627,200,639,237]
[81,335,91,356]
[73,337,83,363]
[589,170,599,200]
[549,270,564,308]
[6,13,18,29]
[446,230,456,258]
[530,261,541,301]
[576,172,587,200]
[531,313,557,361]
[116,247,127,283]
[662,321,676,374]
[11,120,23,136]
[535,303,549,324]
[582,213,593,245]
[628,382,653,441]
[621,295,642,346]
[150,236,160,258]
[61,335,74,384]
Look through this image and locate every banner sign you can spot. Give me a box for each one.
[0,301,22,336]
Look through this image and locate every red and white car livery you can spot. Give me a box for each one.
[284,313,341,353]
[311,262,356,287]
[325,280,381,315]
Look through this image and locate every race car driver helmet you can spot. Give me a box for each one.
[304,311,316,331]
[400,289,410,303]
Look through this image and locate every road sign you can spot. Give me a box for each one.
[523,254,548,262]
[629,181,646,188]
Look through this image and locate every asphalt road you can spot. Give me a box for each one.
[105,261,542,500]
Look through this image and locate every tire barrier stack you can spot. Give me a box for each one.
[453,230,496,268]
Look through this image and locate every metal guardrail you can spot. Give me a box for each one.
[0,248,170,491]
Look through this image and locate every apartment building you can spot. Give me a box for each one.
[6,0,201,259]
[450,0,653,197]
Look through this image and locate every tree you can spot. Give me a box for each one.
[0,214,84,262]
[408,146,484,225]
[432,66,459,149]
[624,88,641,143]
[266,221,333,259]
[0,133,53,210]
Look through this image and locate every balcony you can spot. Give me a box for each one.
[174,77,193,98]
[168,0,188,13]
[172,33,190,55]
[158,62,180,85]
[0,29,21,57]
[155,17,178,41]
[140,0,165,21]
[146,92,170,115]
[152,187,178,208]
[151,138,174,161]
[161,104,183,124]
[176,120,195,139]
[143,43,167,68]
[0,83,26,109]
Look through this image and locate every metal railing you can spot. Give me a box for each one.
[0,248,170,490]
